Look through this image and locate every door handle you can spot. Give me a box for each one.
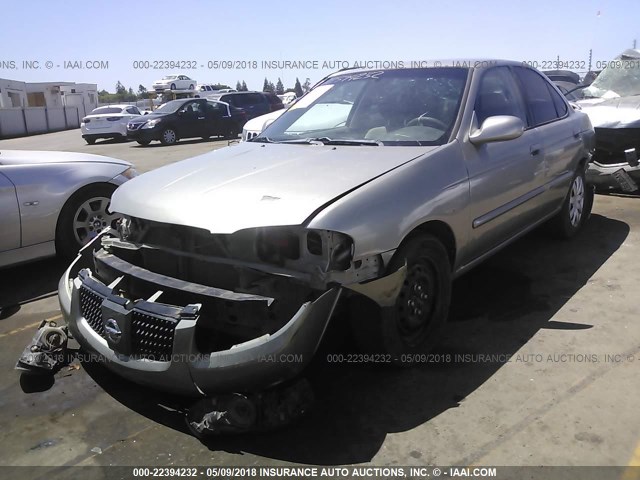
[573,130,582,139]
[530,144,541,156]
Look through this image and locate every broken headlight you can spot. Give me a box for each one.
[255,227,354,271]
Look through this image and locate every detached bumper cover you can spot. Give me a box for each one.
[587,161,640,191]
[58,247,341,396]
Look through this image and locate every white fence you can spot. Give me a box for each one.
[0,106,80,139]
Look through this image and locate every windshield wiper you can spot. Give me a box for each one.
[280,137,382,146]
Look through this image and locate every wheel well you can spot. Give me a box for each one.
[55,182,117,240]
[405,220,457,267]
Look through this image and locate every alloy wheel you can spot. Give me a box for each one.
[72,196,119,245]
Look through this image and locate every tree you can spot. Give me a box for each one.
[128,87,134,96]
[294,78,304,97]
[241,81,248,91]
[275,78,284,95]
[302,77,311,93]
[263,78,272,92]
[236,81,242,91]
[137,84,148,99]
[115,81,126,95]
[212,83,231,90]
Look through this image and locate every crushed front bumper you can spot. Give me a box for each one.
[58,245,341,397]
[587,161,640,192]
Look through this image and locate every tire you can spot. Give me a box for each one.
[55,184,119,260]
[160,128,177,145]
[170,83,176,90]
[189,84,194,90]
[224,125,239,140]
[350,234,452,365]
[85,137,96,145]
[548,167,592,238]
[136,140,151,146]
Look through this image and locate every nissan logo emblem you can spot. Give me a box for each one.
[105,318,122,344]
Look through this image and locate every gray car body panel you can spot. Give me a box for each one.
[59,61,595,395]
[109,142,435,235]
[0,150,131,268]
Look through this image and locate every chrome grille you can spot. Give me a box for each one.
[79,286,106,337]
[78,281,178,360]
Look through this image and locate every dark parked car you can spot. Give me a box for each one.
[126,99,243,146]
[211,91,284,120]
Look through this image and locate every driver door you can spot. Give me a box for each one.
[463,66,547,261]
[178,100,207,138]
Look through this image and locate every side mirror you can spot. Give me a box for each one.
[469,115,525,145]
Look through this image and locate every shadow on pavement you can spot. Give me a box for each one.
[0,257,68,316]
[81,213,629,464]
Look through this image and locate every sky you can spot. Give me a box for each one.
[1,0,639,92]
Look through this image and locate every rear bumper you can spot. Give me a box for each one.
[81,124,127,138]
[58,242,341,396]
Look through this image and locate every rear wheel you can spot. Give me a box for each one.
[189,84,194,90]
[350,234,452,365]
[85,137,96,145]
[160,128,177,145]
[136,140,151,146]
[170,83,176,90]
[224,125,239,140]
[55,184,119,259]
[548,167,592,238]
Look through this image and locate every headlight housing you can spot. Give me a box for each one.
[142,119,161,129]
[120,167,138,180]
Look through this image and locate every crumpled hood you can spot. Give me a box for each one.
[576,96,640,128]
[111,142,435,234]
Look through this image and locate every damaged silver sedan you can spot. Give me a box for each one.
[58,61,595,432]
[575,49,640,192]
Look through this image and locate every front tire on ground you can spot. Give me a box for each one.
[136,140,151,146]
[349,234,452,365]
[160,128,177,145]
[224,126,239,140]
[55,184,119,260]
[85,137,96,145]
[548,167,592,238]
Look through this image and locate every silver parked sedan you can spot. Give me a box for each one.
[0,150,136,268]
[58,61,594,432]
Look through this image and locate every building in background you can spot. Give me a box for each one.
[0,78,97,138]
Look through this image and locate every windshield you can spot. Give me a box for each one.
[154,100,184,113]
[162,75,177,80]
[258,68,469,146]
[91,107,123,114]
[583,54,640,98]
